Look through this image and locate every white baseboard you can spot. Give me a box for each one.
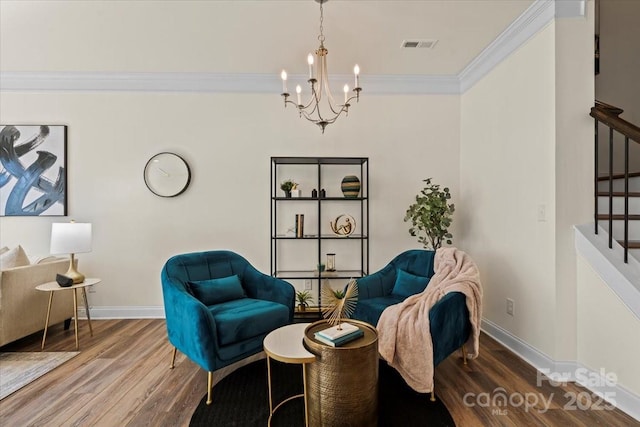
[77,305,164,319]
[482,318,640,421]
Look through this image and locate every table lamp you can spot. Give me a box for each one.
[50,221,92,284]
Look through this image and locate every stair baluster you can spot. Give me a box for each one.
[590,101,640,263]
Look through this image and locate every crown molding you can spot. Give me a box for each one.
[458,0,556,93]
[0,71,460,95]
[0,1,580,96]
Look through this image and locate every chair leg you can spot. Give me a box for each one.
[170,347,177,369]
[461,343,468,365]
[206,371,213,405]
[430,390,436,402]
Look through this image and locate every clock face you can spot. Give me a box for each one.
[143,152,191,197]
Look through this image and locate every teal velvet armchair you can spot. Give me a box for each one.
[161,250,295,404]
[352,249,471,373]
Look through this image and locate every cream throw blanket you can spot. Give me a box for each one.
[377,247,483,393]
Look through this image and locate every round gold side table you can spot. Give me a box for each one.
[36,278,100,351]
[303,319,379,427]
[263,323,316,427]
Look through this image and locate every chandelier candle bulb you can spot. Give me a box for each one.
[354,64,360,88]
[281,70,288,93]
[308,53,314,79]
[344,85,348,103]
[296,85,302,105]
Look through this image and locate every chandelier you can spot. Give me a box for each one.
[280,0,362,133]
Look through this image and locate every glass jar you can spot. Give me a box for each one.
[326,253,336,271]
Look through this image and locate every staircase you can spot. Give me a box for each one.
[597,173,640,261]
[591,101,640,263]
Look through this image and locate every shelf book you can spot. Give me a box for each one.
[314,322,363,347]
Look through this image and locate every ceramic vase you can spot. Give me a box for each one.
[341,175,361,198]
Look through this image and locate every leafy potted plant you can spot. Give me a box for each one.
[280,179,297,198]
[404,178,455,250]
[296,290,314,311]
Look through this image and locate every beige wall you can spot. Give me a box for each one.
[596,0,640,173]
[0,91,461,307]
[577,254,640,395]
[0,1,462,307]
[554,6,596,361]
[460,5,597,363]
[460,24,558,357]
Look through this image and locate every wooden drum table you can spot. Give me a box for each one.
[303,320,379,427]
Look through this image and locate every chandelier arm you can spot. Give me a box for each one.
[303,88,321,115]
[299,104,347,126]
[345,95,359,105]
[327,100,345,116]
[324,106,348,125]
[284,99,300,108]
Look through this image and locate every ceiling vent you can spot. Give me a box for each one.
[401,39,438,49]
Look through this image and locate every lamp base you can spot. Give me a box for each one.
[65,254,85,284]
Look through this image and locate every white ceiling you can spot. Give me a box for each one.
[275,0,536,76]
[0,0,536,76]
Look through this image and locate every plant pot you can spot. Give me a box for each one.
[284,191,292,198]
[341,175,361,198]
[298,304,307,312]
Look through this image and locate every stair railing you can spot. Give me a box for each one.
[590,101,640,263]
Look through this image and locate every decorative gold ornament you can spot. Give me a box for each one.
[321,278,358,329]
[330,214,356,237]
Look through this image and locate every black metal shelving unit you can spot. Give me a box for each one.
[270,157,369,318]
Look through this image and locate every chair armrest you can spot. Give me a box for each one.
[161,276,220,371]
[429,292,471,366]
[240,266,295,318]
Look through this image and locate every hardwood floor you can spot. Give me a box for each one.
[0,319,637,427]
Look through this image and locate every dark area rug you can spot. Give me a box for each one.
[191,358,455,426]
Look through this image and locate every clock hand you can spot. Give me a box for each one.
[158,167,170,177]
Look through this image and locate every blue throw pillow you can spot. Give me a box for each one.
[391,269,429,298]
[189,275,246,305]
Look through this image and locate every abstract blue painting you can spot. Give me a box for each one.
[0,125,67,216]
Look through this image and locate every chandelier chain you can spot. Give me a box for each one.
[318,2,325,43]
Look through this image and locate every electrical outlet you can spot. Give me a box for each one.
[506,298,514,316]
[304,280,312,290]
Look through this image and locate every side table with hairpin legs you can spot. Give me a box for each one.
[263,322,316,427]
[36,278,100,350]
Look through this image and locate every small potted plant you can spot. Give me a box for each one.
[280,179,297,198]
[296,290,314,311]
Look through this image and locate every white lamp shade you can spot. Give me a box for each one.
[50,222,92,254]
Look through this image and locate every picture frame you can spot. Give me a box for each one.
[0,125,68,216]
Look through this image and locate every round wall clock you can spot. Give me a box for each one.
[143,152,191,197]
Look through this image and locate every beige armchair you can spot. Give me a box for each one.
[0,259,74,347]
